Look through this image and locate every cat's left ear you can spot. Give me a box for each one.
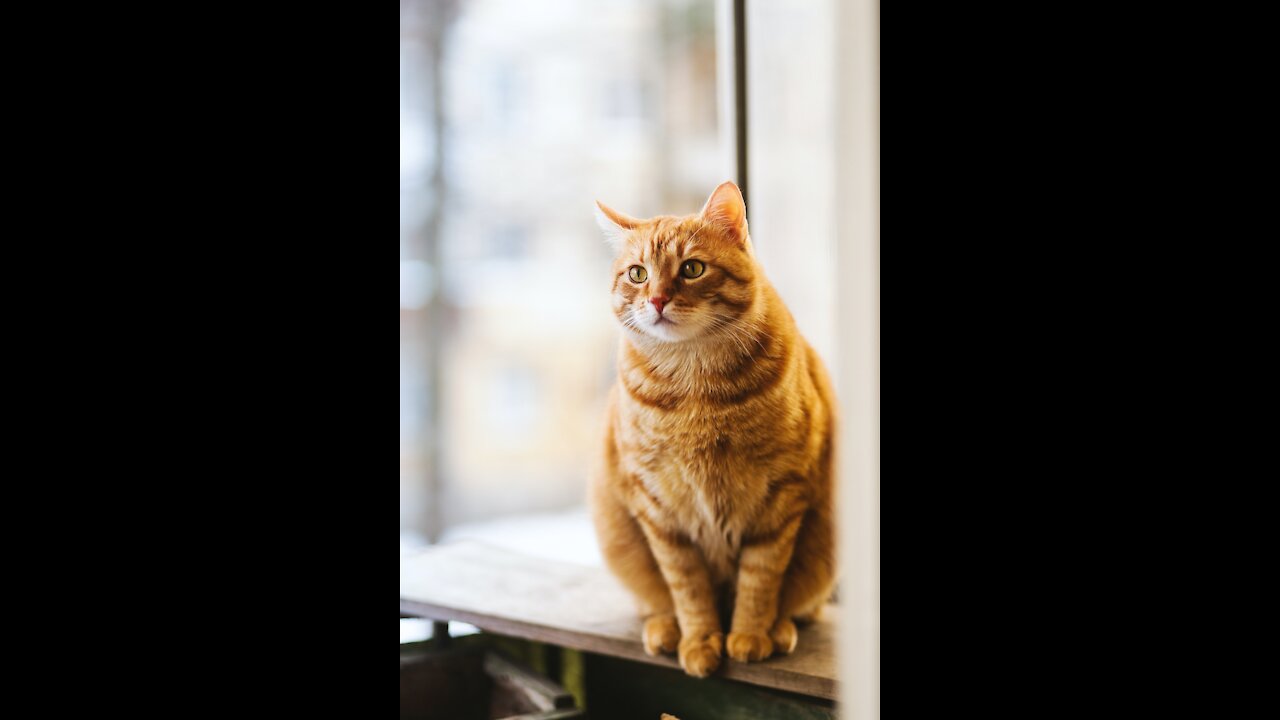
[595,200,640,251]
[700,181,748,243]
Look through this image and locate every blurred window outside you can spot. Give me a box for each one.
[400,0,837,561]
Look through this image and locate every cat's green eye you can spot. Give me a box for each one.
[628,265,648,283]
[681,260,705,279]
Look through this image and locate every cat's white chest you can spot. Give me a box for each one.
[679,476,751,587]
[690,517,740,586]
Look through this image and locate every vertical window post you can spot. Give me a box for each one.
[734,0,748,210]
[716,0,748,211]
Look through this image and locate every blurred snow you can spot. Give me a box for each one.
[400,619,481,644]
[438,505,603,567]
[400,530,430,557]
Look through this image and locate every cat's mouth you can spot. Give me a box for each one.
[653,316,676,326]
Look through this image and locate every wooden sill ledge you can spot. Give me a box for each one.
[400,541,838,701]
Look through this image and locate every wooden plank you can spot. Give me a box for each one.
[483,652,576,711]
[400,541,838,701]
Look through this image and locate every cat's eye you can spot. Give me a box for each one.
[681,260,705,279]
[628,265,648,283]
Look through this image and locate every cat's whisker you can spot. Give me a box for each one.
[700,309,770,358]
[710,318,752,359]
[701,316,747,356]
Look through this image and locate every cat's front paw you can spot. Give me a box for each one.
[677,631,723,677]
[642,614,680,656]
[726,630,774,662]
[769,618,798,655]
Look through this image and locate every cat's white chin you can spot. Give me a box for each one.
[644,325,687,342]
[631,314,696,343]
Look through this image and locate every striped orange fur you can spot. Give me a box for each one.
[589,181,837,678]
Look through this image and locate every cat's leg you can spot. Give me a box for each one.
[633,515,724,677]
[590,469,680,656]
[726,504,809,663]
[770,502,836,655]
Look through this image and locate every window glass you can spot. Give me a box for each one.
[400,0,722,542]
[747,0,838,371]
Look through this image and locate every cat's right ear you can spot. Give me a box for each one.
[595,200,639,252]
[700,181,748,243]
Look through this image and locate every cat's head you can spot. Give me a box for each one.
[596,181,758,344]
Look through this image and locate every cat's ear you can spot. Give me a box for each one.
[595,200,640,251]
[700,181,748,242]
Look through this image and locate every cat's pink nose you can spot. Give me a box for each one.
[650,296,668,315]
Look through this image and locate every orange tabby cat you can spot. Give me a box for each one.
[589,181,836,678]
